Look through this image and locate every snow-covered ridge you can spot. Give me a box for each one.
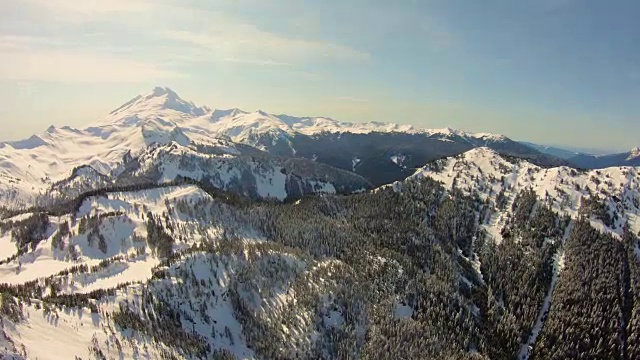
[0,116,203,207]
[410,147,640,240]
[128,141,347,201]
[470,132,509,142]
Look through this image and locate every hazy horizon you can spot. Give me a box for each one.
[1,1,639,153]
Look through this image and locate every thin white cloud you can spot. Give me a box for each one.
[19,0,370,64]
[0,0,369,84]
[0,36,184,83]
[22,0,153,15]
[163,23,370,64]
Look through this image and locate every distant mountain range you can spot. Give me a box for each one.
[0,87,569,208]
[521,141,640,169]
[103,88,567,185]
[0,86,635,210]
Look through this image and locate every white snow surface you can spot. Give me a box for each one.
[0,232,16,259]
[3,304,136,360]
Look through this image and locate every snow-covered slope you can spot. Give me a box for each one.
[0,183,375,359]
[123,141,367,201]
[0,115,197,207]
[0,186,210,285]
[409,147,640,240]
[0,184,268,359]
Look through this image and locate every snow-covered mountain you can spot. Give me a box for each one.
[4,87,639,360]
[1,146,638,359]
[95,87,534,151]
[408,147,640,239]
[84,87,507,147]
[0,88,376,209]
[0,87,565,208]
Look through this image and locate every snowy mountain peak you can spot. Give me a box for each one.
[425,127,464,137]
[462,146,501,159]
[470,132,509,142]
[104,87,207,123]
[628,146,640,160]
[140,86,207,116]
[150,86,179,98]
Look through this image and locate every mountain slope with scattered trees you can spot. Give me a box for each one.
[0,147,638,359]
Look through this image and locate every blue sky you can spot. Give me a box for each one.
[0,0,638,152]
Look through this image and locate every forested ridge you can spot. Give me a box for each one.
[0,160,639,359]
